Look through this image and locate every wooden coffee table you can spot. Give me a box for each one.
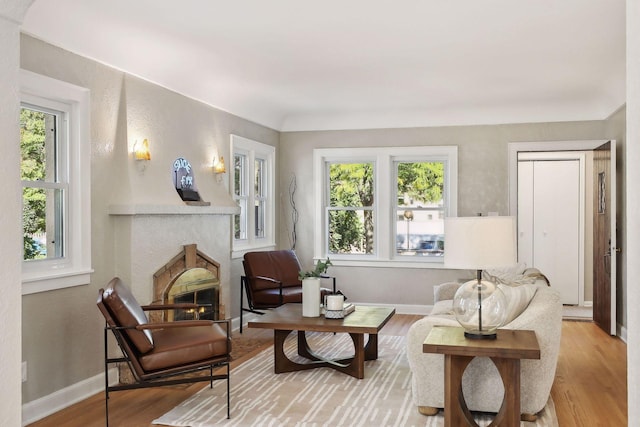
[422,326,540,427]
[248,304,395,379]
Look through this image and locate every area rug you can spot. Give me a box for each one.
[153,333,558,427]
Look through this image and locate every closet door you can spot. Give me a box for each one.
[533,160,581,304]
[518,159,581,305]
[517,162,534,267]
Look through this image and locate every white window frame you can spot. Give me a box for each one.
[230,135,275,257]
[20,70,92,294]
[313,146,457,268]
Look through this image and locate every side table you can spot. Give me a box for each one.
[422,326,540,427]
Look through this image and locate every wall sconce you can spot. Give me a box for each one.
[213,156,226,182]
[133,139,151,161]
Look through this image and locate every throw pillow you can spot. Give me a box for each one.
[498,283,538,325]
[483,262,538,286]
[430,299,455,316]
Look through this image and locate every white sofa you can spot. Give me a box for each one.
[406,272,562,419]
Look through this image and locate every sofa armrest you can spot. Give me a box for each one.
[433,282,461,302]
[406,314,460,409]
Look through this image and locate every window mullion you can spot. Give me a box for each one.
[377,155,390,259]
[247,149,255,243]
[21,181,67,190]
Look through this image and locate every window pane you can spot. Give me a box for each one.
[254,158,264,196]
[234,153,247,241]
[396,161,445,257]
[328,162,374,254]
[20,108,45,181]
[23,187,64,261]
[396,161,444,207]
[396,209,444,256]
[328,209,374,254]
[254,200,265,238]
[234,199,247,240]
[254,158,266,238]
[329,163,374,207]
[234,154,246,197]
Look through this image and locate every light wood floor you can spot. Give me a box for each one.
[27,316,627,427]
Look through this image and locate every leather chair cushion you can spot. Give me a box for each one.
[243,250,302,291]
[102,278,154,354]
[139,323,230,372]
[251,287,304,307]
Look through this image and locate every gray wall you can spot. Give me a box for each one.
[20,34,278,404]
[277,121,618,309]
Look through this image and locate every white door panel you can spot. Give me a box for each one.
[532,161,581,304]
[517,162,534,267]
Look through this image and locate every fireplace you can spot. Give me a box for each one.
[168,267,220,320]
[151,243,225,322]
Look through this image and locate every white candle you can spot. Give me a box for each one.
[325,294,344,311]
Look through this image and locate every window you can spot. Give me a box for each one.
[20,70,92,294]
[231,135,275,255]
[314,146,457,267]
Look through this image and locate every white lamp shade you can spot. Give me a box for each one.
[444,216,517,270]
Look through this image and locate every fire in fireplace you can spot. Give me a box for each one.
[168,267,220,321]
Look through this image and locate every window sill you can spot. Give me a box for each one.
[22,268,93,295]
[319,258,448,269]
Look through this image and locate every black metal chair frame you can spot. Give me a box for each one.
[102,308,230,426]
[239,274,271,334]
[239,274,337,333]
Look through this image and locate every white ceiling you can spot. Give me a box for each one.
[22,0,625,131]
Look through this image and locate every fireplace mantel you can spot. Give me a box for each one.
[108,204,239,216]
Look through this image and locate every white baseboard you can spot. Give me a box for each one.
[583,301,593,307]
[618,323,627,343]
[22,367,118,426]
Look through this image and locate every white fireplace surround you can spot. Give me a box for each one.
[109,204,238,314]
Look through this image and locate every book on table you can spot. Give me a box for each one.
[343,303,355,316]
[323,303,355,318]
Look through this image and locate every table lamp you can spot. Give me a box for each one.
[444,216,517,339]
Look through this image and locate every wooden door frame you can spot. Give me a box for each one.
[508,140,617,334]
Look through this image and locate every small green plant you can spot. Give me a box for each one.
[298,258,332,280]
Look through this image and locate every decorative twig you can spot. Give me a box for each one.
[289,174,298,250]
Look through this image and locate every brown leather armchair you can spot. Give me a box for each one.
[240,250,333,332]
[97,277,231,426]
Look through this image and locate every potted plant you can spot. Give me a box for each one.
[298,258,332,317]
[298,258,332,280]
